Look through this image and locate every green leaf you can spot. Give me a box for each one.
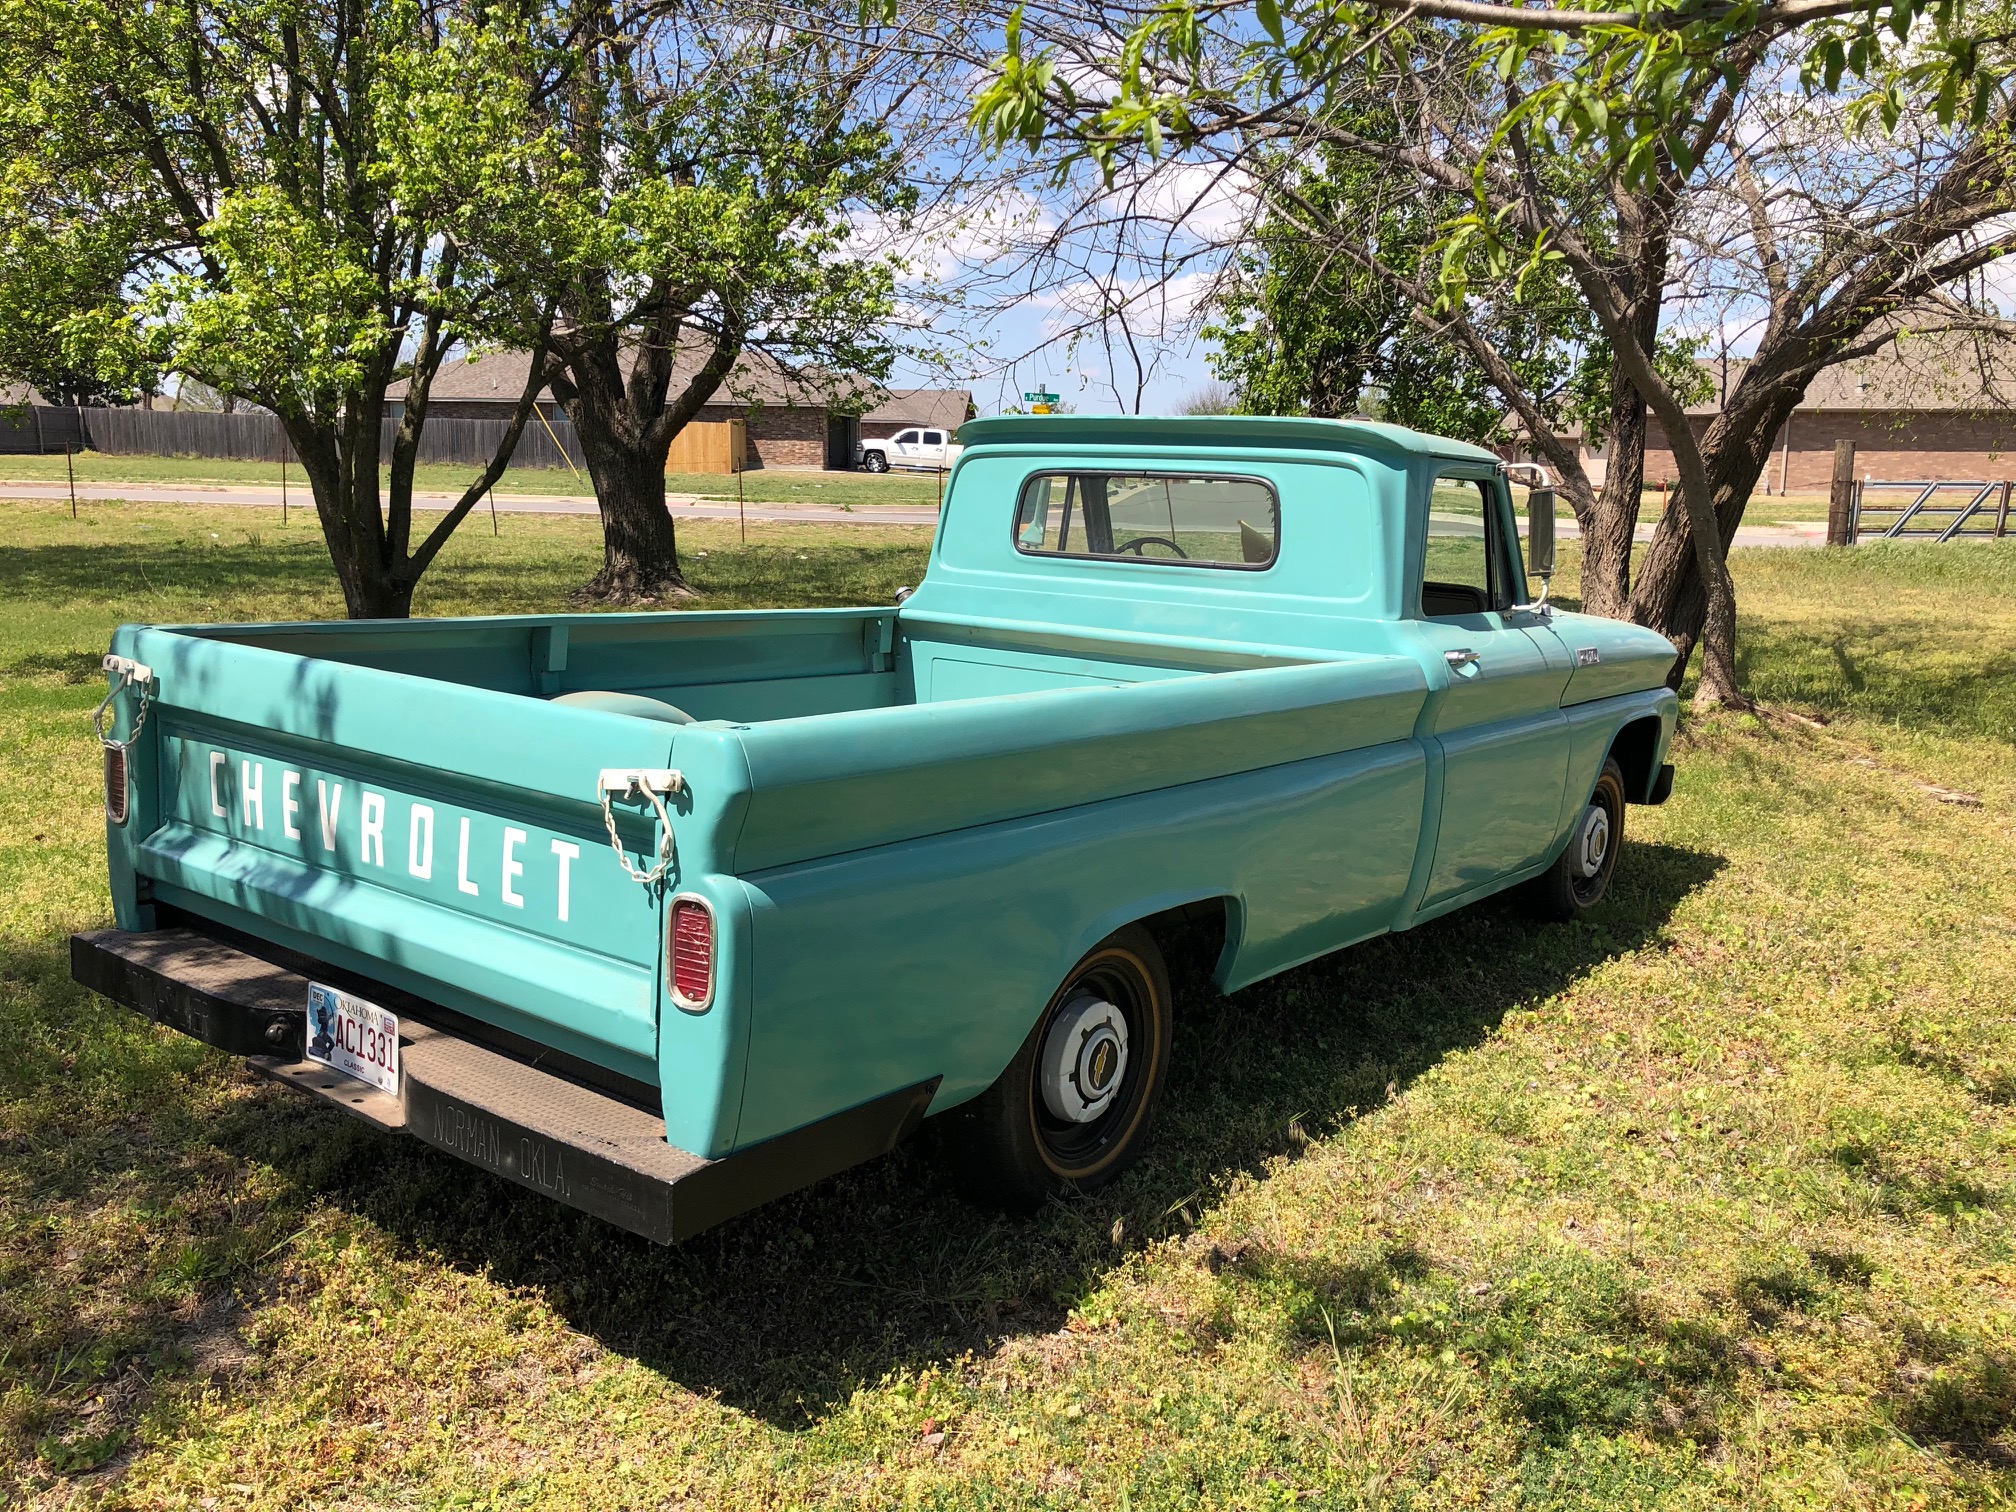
[1256,0,1285,48]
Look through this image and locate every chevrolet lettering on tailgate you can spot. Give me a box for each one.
[186,744,585,926]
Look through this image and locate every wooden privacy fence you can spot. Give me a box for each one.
[86,408,295,462]
[0,404,88,454]
[1,405,589,471]
[664,418,745,474]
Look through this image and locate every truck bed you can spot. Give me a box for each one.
[104,606,1429,1159]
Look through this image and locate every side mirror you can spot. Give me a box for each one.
[1526,488,1557,580]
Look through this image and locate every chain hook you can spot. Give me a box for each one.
[597,769,684,887]
[93,656,154,753]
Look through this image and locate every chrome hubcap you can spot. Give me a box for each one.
[1039,993,1130,1124]
[1575,802,1611,879]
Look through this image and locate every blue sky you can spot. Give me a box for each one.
[854,159,1247,417]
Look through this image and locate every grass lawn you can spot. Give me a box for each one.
[4,503,2016,1507]
[0,452,945,508]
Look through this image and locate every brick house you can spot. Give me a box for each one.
[388,348,972,471]
[1564,337,2016,493]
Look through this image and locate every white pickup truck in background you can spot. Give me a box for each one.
[858,426,961,473]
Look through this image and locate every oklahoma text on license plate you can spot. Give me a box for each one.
[305,983,400,1094]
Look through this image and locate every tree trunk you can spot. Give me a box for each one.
[286,417,420,619]
[1579,197,1665,621]
[1579,389,1648,618]
[1628,385,1799,675]
[580,440,693,602]
[550,319,741,604]
[556,362,694,602]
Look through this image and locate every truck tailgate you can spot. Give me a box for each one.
[112,627,687,1084]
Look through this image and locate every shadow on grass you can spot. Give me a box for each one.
[1736,608,2016,746]
[194,838,1724,1429]
[0,539,339,602]
[0,936,290,1476]
[3,649,106,683]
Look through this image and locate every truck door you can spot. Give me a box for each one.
[1413,470,1572,906]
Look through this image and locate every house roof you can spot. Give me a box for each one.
[394,346,973,424]
[1689,333,2016,414]
[391,345,849,407]
[862,387,974,431]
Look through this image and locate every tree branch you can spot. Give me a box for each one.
[1343,0,1865,34]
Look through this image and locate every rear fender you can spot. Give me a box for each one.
[1064,889,1247,997]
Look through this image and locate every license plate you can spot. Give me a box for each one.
[305,983,400,1095]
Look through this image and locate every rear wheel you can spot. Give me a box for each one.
[944,924,1172,1209]
[861,449,889,473]
[1524,757,1627,921]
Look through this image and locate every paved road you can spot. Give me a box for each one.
[0,478,1829,546]
[0,479,944,528]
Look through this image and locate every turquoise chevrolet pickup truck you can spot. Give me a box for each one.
[75,415,1677,1241]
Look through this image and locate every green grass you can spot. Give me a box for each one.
[0,451,945,507]
[4,504,2016,1507]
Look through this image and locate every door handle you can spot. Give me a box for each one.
[1444,648,1480,671]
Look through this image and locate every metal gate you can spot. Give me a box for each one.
[1851,480,2014,542]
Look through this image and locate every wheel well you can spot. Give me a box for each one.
[1140,897,1233,985]
[1608,716,1665,803]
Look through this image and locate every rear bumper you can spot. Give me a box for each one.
[73,927,936,1244]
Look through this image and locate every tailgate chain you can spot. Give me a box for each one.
[598,769,685,886]
[93,655,154,754]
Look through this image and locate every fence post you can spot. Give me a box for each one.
[1998,480,2012,539]
[1827,441,1856,545]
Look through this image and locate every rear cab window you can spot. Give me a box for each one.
[1013,473,1279,569]
[1422,473,1522,616]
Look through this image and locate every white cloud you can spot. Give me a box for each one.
[1094,160,1257,246]
[1031,268,1217,339]
[847,189,1057,284]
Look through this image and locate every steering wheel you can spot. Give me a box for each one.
[1113,535,1189,559]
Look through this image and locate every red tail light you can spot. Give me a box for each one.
[669,896,714,1008]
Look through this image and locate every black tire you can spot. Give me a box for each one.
[1524,756,1627,922]
[861,450,889,473]
[944,924,1173,1210]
